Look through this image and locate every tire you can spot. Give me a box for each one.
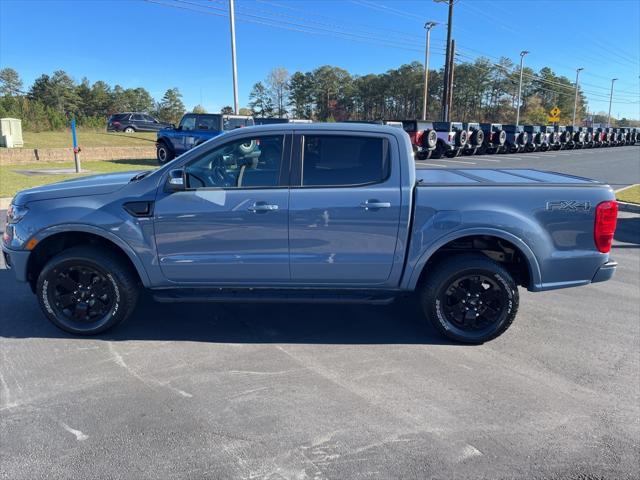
[431,142,445,159]
[36,246,139,335]
[124,126,136,133]
[422,128,438,150]
[156,142,174,164]
[420,254,519,344]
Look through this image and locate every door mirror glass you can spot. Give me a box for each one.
[166,169,186,192]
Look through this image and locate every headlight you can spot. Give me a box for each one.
[7,203,28,223]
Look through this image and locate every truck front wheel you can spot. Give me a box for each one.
[420,254,519,343]
[156,142,174,164]
[36,246,139,335]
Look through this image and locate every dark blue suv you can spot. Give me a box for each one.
[156,113,254,163]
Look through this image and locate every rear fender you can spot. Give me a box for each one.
[402,226,542,291]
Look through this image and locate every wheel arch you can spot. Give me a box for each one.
[404,228,542,292]
[27,226,151,291]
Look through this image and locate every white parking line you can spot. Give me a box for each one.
[417,162,448,167]
[469,157,501,162]
[437,159,477,165]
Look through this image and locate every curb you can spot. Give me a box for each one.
[0,198,11,210]
[618,201,640,214]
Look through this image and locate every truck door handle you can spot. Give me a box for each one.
[248,202,279,213]
[360,200,391,210]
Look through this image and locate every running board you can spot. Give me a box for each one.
[152,288,398,305]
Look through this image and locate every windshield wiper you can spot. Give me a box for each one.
[130,171,152,182]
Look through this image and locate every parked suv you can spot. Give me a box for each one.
[502,125,528,153]
[431,122,468,158]
[553,126,573,149]
[566,126,586,149]
[396,120,437,160]
[544,126,561,150]
[156,113,254,163]
[107,113,171,133]
[461,122,484,155]
[523,125,546,152]
[478,123,506,154]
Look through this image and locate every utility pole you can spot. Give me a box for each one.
[515,50,529,126]
[572,67,584,126]
[607,78,617,128]
[436,0,454,121]
[422,21,438,121]
[447,39,456,117]
[229,0,239,114]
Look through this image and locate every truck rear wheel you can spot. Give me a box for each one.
[420,254,519,343]
[36,246,139,335]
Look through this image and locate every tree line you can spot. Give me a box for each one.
[250,60,637,127]
[0,61,636,132]
[0,68,188,131]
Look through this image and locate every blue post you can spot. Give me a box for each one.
[71,118,81,173]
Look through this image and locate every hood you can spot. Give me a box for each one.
[12,170,144,205]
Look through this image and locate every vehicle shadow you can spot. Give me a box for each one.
[107,158,159,168]
[0,270,455,346]
[613,215,640,247]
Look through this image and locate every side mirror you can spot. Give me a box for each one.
[166,169,186,192]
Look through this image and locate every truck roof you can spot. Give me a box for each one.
[225,121,408,136]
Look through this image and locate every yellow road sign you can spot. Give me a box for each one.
[548,116,560,123]
[550,107,561,117]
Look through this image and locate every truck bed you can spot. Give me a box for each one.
[416,168,603,186]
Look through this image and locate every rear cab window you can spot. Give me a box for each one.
[300,135,390,187]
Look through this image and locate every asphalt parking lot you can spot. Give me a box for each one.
[1,147,639,479]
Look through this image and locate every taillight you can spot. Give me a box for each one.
[415,130,424,145]
[594,201,618,253]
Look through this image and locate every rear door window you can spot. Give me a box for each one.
[197,115,221,131]
[301,135,389,187]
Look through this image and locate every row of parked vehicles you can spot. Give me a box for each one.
[106,111,638,164]
[396,121,640,160]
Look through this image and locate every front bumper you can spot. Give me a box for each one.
[1,245,30,282]
[591,260,617,283]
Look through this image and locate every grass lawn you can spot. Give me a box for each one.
[0,159,159,198]
[21,130,157,149]
[616,184,640,205]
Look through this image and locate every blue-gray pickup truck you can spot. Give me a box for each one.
[2,124,619,343]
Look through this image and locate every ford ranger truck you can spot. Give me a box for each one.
[2,124,619,344]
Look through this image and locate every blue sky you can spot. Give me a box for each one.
[1,0,639,118]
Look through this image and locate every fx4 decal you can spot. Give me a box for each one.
[546,200,592,212]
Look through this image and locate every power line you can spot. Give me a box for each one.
[145,0,445,55]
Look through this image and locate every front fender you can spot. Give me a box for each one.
[31,224,152,287]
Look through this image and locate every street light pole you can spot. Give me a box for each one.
[572,67,584,126]
[607,78,618,128]
[422,21,437,121]
[515,50,529,126]
[229,0,239,114]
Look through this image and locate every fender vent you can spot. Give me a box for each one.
[123,201,154,218]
